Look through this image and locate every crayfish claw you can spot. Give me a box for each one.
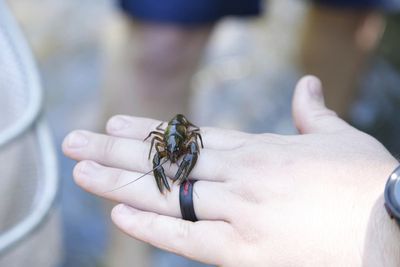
[154,173,164,194]
[154,169,170,193]
[153,152,170,193]
[173,160,188,183]
[175,141,198,184]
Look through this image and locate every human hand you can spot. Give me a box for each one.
[62,76,400,266]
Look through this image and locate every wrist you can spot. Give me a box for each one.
[363,159,400,267]
[362,195,400,267]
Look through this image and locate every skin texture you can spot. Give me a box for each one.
[63,76,400,266]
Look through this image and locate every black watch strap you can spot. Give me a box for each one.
[384,165,400,226]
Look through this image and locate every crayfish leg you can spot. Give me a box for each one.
[153,152,170,193]
[147,136,163,159]
[195,133,204,149]
[144,131,163,141]
[188,129,203,150]
[156,122,165,131]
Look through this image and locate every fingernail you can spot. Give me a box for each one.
[109,117,130,132]
[307,77,323,101]
[68,131,88,148]
[114,204,136,215]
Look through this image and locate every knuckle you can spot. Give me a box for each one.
[230,184,261,205]
[231,147,266,171]
[312,105,338,117]
[128,216,150,239]
[103,137,118,159]
[311,109,338,124]
[111,169,126,188]
[175,220,191,240]
[136,213,158,236]
[146,213,158,229]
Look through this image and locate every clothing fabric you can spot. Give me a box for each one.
[119,0,261,25]
[119,0,399,25]
[312,0,400,11]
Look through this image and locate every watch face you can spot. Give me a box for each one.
[385,167,400,219]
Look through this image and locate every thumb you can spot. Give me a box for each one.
[292,75,350,134]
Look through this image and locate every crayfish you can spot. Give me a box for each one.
[144,114,203,193]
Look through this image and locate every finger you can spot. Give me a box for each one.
[111,204,235,266]
[63,131,228,182]
[292,75,351,134]
[106,115,248,150]
[73,160,236,221]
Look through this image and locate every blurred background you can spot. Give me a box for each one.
[2,0,400,266]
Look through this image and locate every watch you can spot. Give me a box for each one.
[384,165,400,226]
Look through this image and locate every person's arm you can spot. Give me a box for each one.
[63,76,400,266]
[364,196,400,267]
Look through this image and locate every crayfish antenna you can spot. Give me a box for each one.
[103,158,168,194]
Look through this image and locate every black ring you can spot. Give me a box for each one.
[179,180,198,222]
